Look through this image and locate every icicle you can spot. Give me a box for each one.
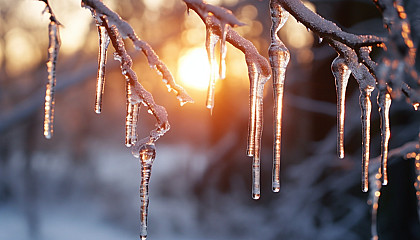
[138,144,156,240]
[360,86,374,192]
[94,25,110,114]
[269,0,289,192]
[252,94,264,200]
[377,90,392,185]
[125,82,140,147]
[205,17,220,111]
[219,22,228,80]
[331,56,351,159]
[44,21,60,139]
[247,64,259,157]
[369,171,382,240]
[247,62,269,199]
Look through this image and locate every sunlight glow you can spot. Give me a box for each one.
[177,47,211,91]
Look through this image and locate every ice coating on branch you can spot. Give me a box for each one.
[44,21,61,139]
[360,86,374,192]
[95,25,110,114]
[91,17,170,159]
[138,144,156,240]
[183,0,245,28]
[277,0,384,48]
[377,90,391,185]
[205,17,220,111]
[331,56,351,159]
[269,1,289,192]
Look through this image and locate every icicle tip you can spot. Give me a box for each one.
[252,193,260,200]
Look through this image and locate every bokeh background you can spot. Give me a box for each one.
[0,0,419,239]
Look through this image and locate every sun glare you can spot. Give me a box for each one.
[177,47,211,91]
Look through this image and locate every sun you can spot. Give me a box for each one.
[177,47,212,91]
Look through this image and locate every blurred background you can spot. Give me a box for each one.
[0,0,419,239]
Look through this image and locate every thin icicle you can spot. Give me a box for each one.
[269,0,289,192]
[360,86,374,192]
[252,94,264,200]
[331,56,351,159]
[377,89,392,185]
[219,22,228,80]
[44,21,61,139]
[94,25,110,114]
[138,144,156,240]
[205,17,220,111]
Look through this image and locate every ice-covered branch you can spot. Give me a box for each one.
[276,0,384,49]
[99,16,169,153]
[81,0,193,106]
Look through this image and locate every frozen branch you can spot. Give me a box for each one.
[81,0,193,106]
[276,0,384,48]
[99,16,169,153]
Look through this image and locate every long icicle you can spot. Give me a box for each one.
[205,17,220,111]
[269,0,289,192]
[44,21,61,139]
[377,89,392,185]
[94,24,110,114]
[138,144,156,240]
[331,56,351,159]
[360,86,374,192]
[250,62,270,200]
[252,81,263,200]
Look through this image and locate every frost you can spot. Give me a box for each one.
[269,1,289,192]
[44,21,61,139]
[95,25,110,114]
[138,144,156,240]
[331,56,351,159]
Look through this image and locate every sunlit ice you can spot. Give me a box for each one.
[177,47,213,91]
